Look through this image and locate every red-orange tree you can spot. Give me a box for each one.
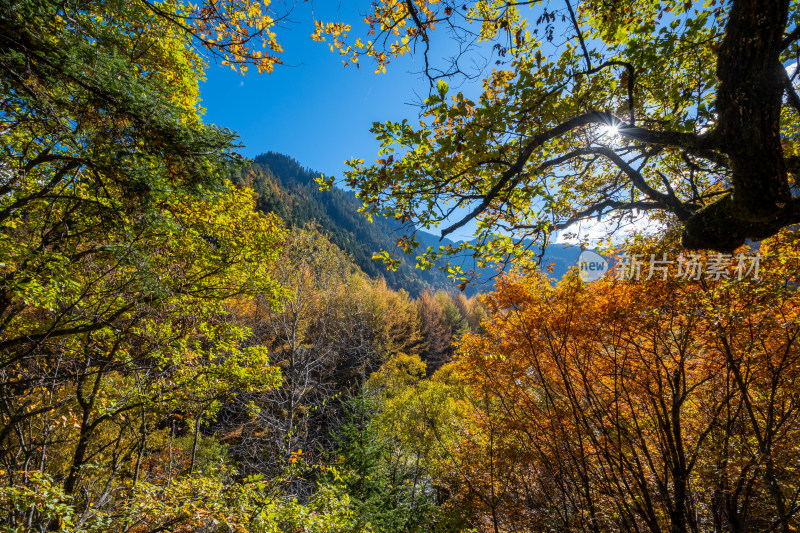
[454,231,800,533]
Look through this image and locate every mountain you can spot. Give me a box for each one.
[231,152,463,296]
[231,152,584,296]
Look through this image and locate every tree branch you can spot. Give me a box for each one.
[586,61,636,125]
[781,62,800,116]
[404,0,429,42]
[590,146,694,220]
[552,199,666,231]
[440,112,711,238]
[782,26,800,49]
[565,0,591,70]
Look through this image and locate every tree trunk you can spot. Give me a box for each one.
[683,0,795,250]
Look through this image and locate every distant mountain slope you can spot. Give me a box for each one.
[540,244,583,279]
[231,152,462,296]
[231,152,584,295]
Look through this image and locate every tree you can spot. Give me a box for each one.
[1,0,295,529]
[325,393,444,533]
[359,353,476,532]
[417,291,454,373]
[314,0,800,271]
[0,185,287,531]
[217,228,431,498]
[451,229,800,532]
[0,0,290,366]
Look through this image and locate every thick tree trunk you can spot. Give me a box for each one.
[682,0,798,250]
[716,0,790,215]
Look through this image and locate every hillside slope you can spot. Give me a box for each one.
[231,152,461,295]
[232,152,583,295]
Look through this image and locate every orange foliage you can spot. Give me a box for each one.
[452,230,800,532]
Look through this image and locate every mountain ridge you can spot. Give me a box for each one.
[232,152,584,296]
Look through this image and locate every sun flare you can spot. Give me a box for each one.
[600,124,620,137]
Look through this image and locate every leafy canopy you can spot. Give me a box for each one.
[315,0,800,279]
[451,228,800,531]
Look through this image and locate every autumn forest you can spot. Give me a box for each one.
[3,0,800,532]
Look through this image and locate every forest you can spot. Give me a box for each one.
[2,0,800,532]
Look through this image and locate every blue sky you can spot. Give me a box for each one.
[197,3,643,246]
[199,2,439,183]
[198,2,602,243]
[197,3,733,248]
[198,1,497,240]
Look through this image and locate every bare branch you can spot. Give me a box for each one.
[565,0,591,70]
